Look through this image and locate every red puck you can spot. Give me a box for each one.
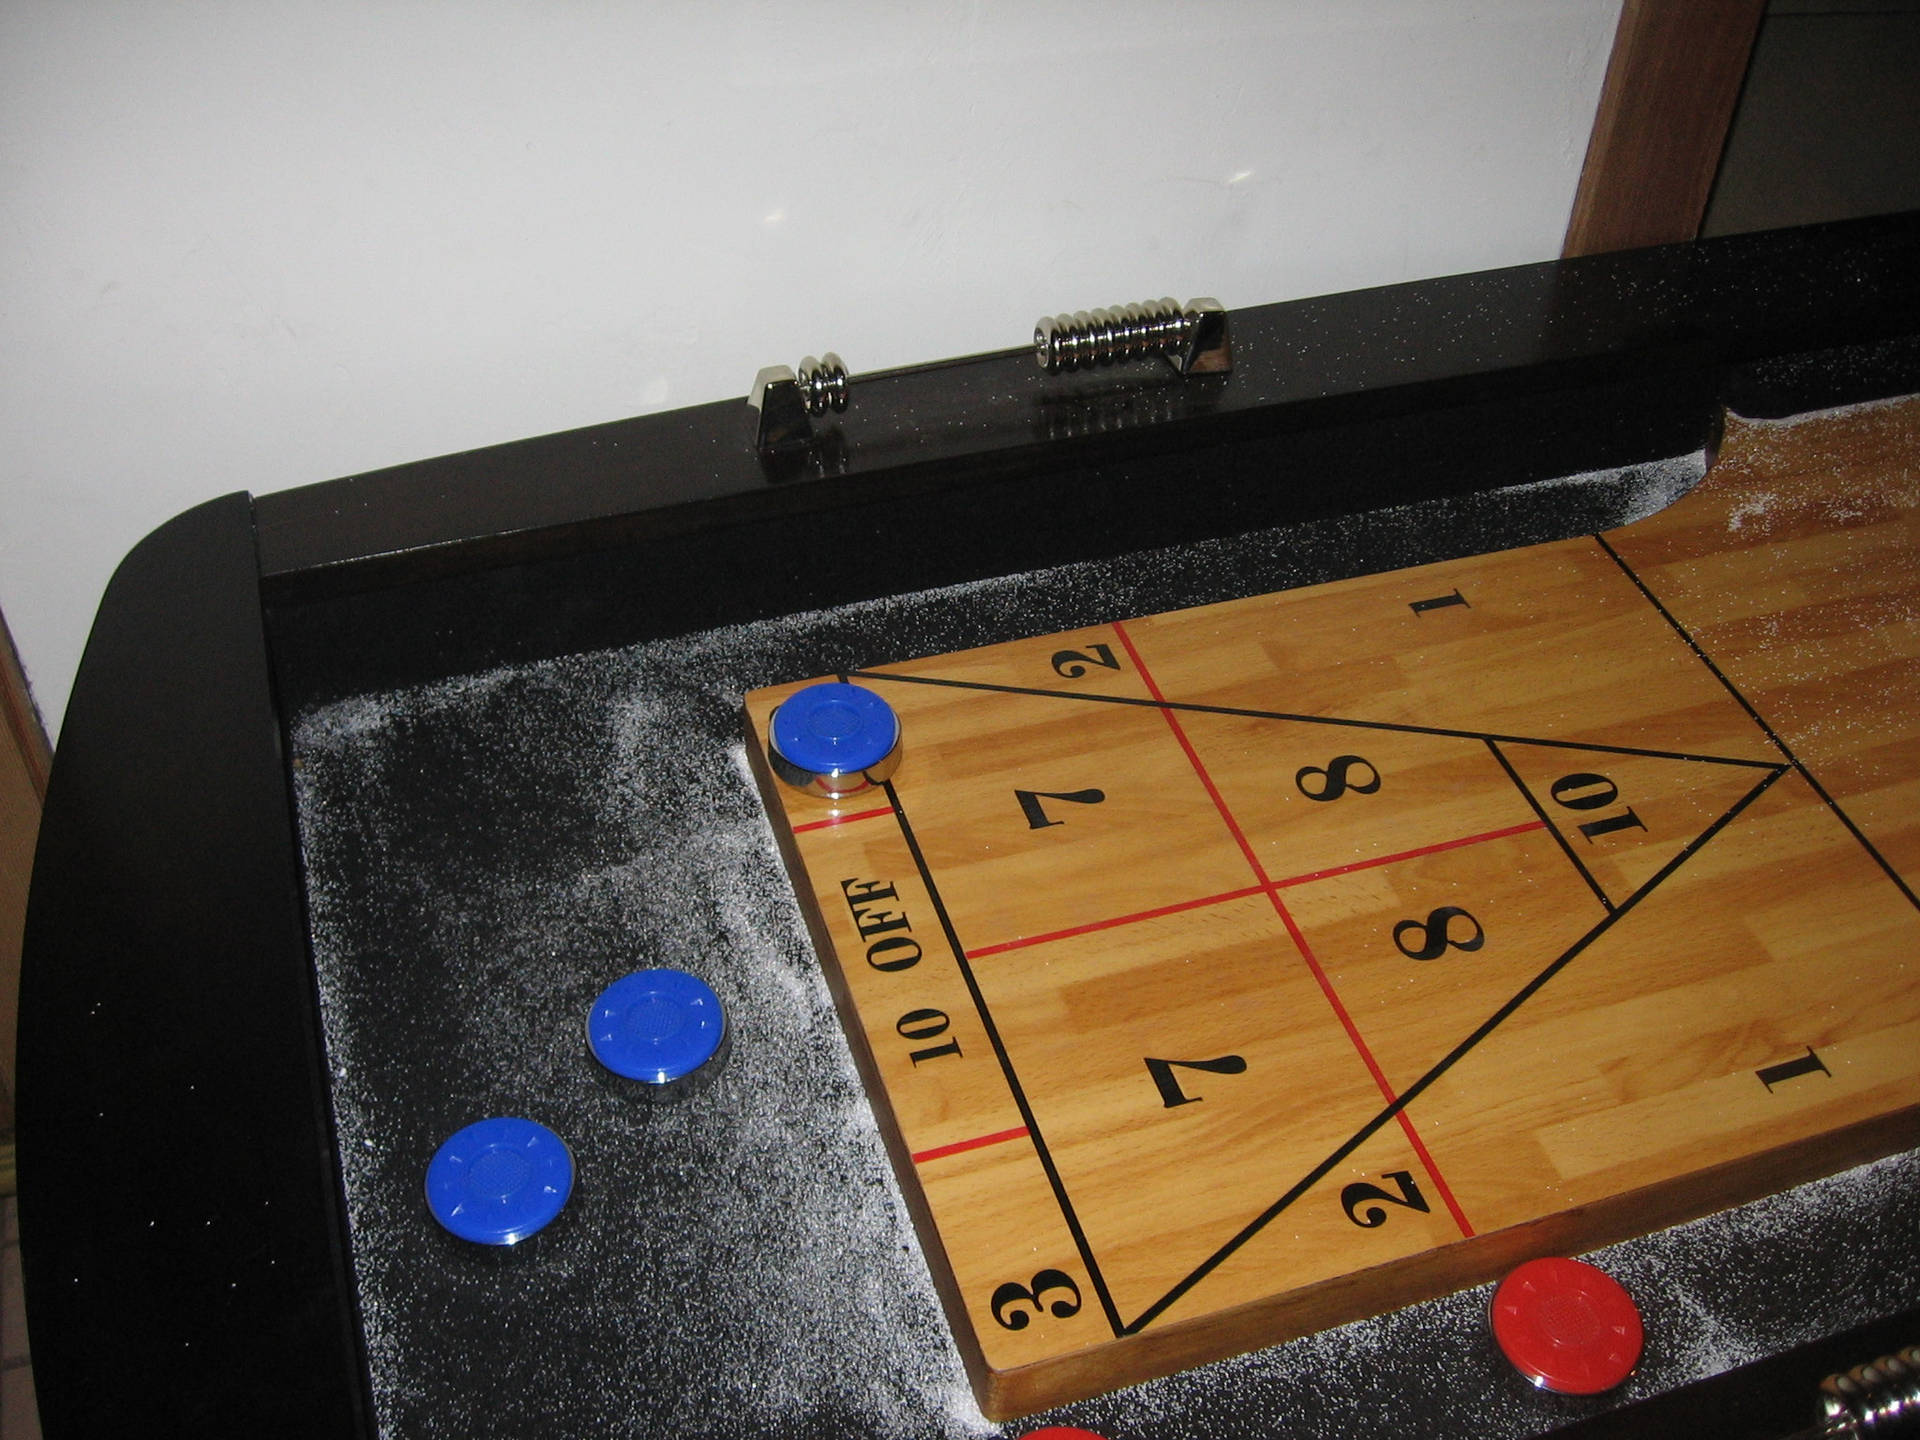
[1491,1256,1643,1395]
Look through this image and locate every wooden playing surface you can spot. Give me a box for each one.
[743,398,1920,1420]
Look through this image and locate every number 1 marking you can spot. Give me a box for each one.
[1756,1046,1830,1091]
[1409,589,1468,615]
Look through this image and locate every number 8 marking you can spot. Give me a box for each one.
[1295,754,1381,802]
[1392,906,1484,961]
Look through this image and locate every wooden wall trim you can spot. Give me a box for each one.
[0,610,47,1129]
[1564,0,1768,258]
[1,613,49,802]
[0,745,32,1129]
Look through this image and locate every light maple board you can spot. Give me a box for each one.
[743,399,1920,1419]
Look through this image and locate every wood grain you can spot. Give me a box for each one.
[0,612,47,1133]
[745,396,1920,1418]
[1564,0,1767,257]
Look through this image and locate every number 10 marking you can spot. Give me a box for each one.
[1551,772,1647,843]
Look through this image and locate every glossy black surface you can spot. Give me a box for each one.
[17,497,372,1437]
[265,362,1716,714]
[254,211,1920,601]
[1553,1303,1920,1439]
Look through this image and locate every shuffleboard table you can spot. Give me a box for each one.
[19,212,1920,1439]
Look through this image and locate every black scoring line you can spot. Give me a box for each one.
[877,775,1127,1339]
[846,668,1781,771]
[1122,763,1786,1333]
[1594,534,1920,913]
[1484,739,1614,912]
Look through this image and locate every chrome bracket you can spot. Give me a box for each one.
[1033,297,1231,376]
[749,353,849,457]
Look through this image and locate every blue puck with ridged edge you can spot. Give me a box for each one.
[587,968,726,1085]
[425,1116,573,1246]
[767,681,901,798]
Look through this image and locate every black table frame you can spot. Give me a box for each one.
[19,212,1920,1438]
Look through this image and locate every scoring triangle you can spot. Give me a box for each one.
[1489,741,1787,909]
[966,890,1432,1327]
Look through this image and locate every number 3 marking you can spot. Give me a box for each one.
[990,1269,1083,1331]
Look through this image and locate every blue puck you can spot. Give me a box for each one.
[588,968,726,1085]
[425,1116,573,1246]
[769,682,900,793]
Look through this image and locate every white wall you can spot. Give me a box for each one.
[0,1,1621,737]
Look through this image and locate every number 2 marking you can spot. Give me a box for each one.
[1144,1054,1248,1108]
[989,1269,1083,1330]
[1340,1170,1432,1227]
[1017,788,1106,829]
[1050,643,1122,679]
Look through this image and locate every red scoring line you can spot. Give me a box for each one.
[965,821,1544,960]
[1264,894,1477,1238]
[912,1126,1030,1164]
[1109,619,1477,1241]
[1271,818,1546,888]
[968,884,1267,959]
[1110,621,1272,889]
[792,804,895,833]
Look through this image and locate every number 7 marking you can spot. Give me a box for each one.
[1145,1054,1248,1107]
[1016,788,1106,829]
